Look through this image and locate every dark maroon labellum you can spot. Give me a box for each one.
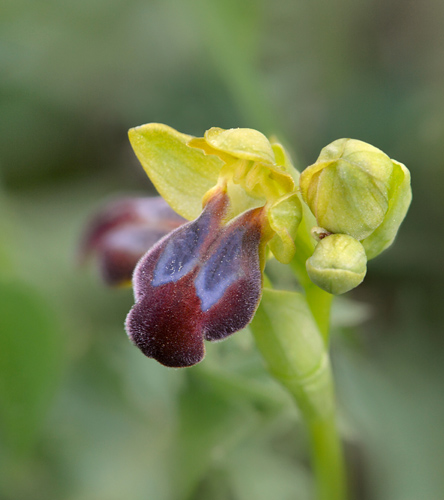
[125,191,265,367]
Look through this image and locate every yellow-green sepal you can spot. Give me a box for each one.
[128,123,223,220]
[267,192,302,264]
[362,160,412,259]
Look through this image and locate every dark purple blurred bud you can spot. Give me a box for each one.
[125,190,266,367]
[80,197,185,286]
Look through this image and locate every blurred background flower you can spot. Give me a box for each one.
[0,0,443,499]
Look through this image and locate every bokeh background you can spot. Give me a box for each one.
[1,1,443,499]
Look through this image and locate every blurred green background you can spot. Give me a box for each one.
[1,0,443,499]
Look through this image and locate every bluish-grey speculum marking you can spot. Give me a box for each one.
[152,215,209,286]
[195,226,245,311]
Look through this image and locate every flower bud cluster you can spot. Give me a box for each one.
[300,139,411,294]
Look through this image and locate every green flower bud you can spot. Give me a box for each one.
[306,234,367,295]
[300,139,395,241]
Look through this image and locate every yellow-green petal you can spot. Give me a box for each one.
[128,123,223,220]
[271,142,301,181]
[187,136,234,164]
[267,192,302,264]
[204,127,275,164]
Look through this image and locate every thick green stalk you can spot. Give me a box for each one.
[290,215,333,344]
[305,283,333,342]
[277,350,347,500]
[251,288,348,500]
[304,289,347,500]
[307,412,348,500]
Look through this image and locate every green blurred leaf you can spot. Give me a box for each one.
[173,370,259,500]
[0,278,63,452]
[190,0,279,133]
[330,296,372,328]
[227,440,311,500]
[337,345,444,500]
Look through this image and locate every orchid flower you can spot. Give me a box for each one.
[80,196,185,287]
[123,124,302,367]
[83,125,411,368]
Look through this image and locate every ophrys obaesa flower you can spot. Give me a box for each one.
[82,124,411,367]
[84,124,302,367]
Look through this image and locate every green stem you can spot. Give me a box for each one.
[284,353,347,500]
[251,289,348,500]
[263,228,346,500]
[299,294,347,500]
[285,357,347,500]
[290,216,333,344]
[307,412,348,500]
[305,285,333,342]
[301,289,347,500]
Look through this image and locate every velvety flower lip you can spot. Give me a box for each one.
[80,197,185,286]
[125,189,267,368]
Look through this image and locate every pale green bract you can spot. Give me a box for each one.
[251,288,334,419]
[362,160,412,259]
